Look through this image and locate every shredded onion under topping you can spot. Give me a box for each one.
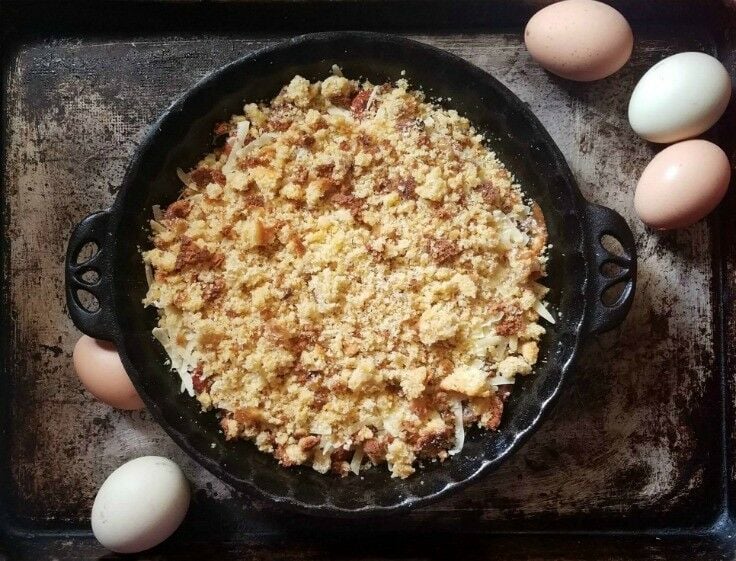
[535,301,556,324]
[242,132,275,154]
[152,327,195,396]
[350,446,364,475]
[144,262,154,287]
[508,335,518,352]
[235,120,250,144]
[152,204,163,221]
[149,220,166,234]
[176,168,190,186]
[481,312,505,328]
[365,87,379,111]
[448,399,465,456]
[490,375,516,386]
[222,121,253,174]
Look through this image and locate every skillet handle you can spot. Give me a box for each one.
[65,210,117,341]
[583,203,637,335]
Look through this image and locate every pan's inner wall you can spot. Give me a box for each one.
[110,34,587,512]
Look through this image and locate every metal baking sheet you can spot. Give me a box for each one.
[2,1,735,559]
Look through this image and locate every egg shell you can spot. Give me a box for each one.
[628,52,732,143]
[524,0,633,81]
[92,456,191,553]
[73,335,144,410]
[634,140,730,230]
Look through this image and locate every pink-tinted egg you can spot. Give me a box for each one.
[73,336,145,410]
[634,140,731,230]
[524,0,633,81]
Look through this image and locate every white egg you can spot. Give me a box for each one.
[628,52,731,143]
[91,456,190,553]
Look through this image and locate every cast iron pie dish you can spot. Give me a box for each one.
[65,32,636,516]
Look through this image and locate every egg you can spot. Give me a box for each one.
[635,140,730,229]
[628,52,732,143]
[73,335,144,410]
[524,0,633,81]
[92,456,191,553]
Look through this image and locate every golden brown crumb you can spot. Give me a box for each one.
[350,89,373,116]
[143,73,549,479]
[298,435,320,451]
[174,237,222,272]
[331,192,363,216]
[363,438,387,463]
[202,277,225,303]
[491,303,524,337]
[426,236,462,264]
[190,167,226,188]
[397,177,417,199]
[164,200,191,220]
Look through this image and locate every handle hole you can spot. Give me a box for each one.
[600,260,623,279]
[75,241,99,265]
[75,289,100,313]
[600,234,625,257]
[601,281,628,307]
[80,269,100,284]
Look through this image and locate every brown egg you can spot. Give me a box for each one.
[73,336,145,410]
[634,140,731,230]
[524,0,633,81]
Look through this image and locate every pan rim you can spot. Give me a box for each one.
[106,31,590,517]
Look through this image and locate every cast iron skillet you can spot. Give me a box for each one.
[64,32,636,516]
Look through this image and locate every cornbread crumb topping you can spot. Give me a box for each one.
[143,73,550,478]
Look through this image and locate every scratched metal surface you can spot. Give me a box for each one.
[0,24,729,555]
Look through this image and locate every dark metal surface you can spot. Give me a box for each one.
[2,0,735,559]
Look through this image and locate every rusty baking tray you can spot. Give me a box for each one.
[2,1,736,559]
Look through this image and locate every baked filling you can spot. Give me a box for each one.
[143,72,551,478]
